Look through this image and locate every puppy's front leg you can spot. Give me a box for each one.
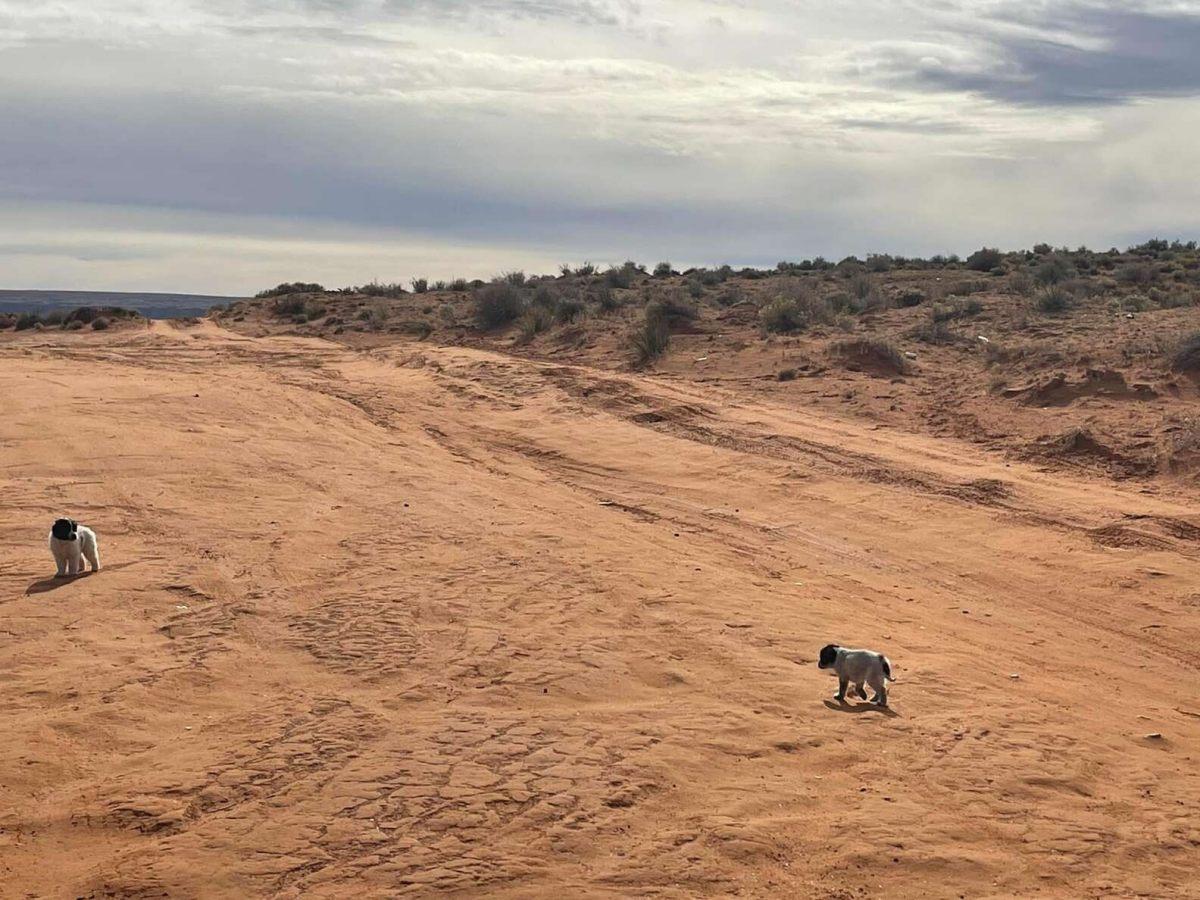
[835,675,848,702]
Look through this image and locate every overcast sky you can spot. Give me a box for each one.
[2,1,1199,294]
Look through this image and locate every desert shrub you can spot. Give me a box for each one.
[271,295,307,316]
[715,285,744,307]
[604,262,641,289]
[501,271,526,287]
[91,317,110,331]
[908,315,957,345]
[449,278,469,292]
[1117,262,1155,286]
[966,247,1003,271]
[896,287,926,308]
[759,291,833,334]
[648,292,698,325]
[66,319,85,331]
[687,279,705,299]
[694,268,725,286]
[1157,289,1195,309]
[431,280,447,291]
[292,314,308,325]
[866,254,893,272]
[826,292,855,314]
[849,273,874,300]
[41,309,66,326]
[437,304,457,325]
[1171,332,1200,372]
[1032,242,1053,256]
[411,278,429,294]
[398,320,433,339]
[1035,255,1075,285]
[1036,285,1073,314]
[592,286,620,312]
[362,282,407,297]
[653,261,674,278]
[303,300,326,321]
[359,299,390,328]
[475,282,525,329]
[830,338,911,374]
[256,282,323,298]
[932,298,983,322]
[517,305,554,342]
[629,305,670,365]
[15,312,39,330]
[777,368,797,382]
[556,296,585,323]
[0,313,14,329]
[531,284,560,311]
[1009,270,1034,296]
[574,262,596,277]
[1122,293,1153,312]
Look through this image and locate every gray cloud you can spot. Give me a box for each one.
[878,3,1200,106]
[0,0,1197,293]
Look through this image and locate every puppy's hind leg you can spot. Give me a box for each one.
[871,681,888,707]
[83,535,100,572]
[855,683,868,701]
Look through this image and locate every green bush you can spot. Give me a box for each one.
[653,261,674,277]
[759,292,833,334]
[474,282,525,328]
[1036,286,1073,314]
[830,338,911,374]
[629,306,670,365]
[1171,332,1200,372]
[15,312,40,330]
[966,247,1003,271]
[256,282,324,298]
[411,278,429,294]
[1035,255,1075,285]
[91,317,110,331]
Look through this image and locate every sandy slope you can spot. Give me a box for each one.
[1,321,1198,898]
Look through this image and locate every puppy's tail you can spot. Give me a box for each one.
[882,656,894,682]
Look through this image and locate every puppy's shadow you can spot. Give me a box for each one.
[25,561,140,596]
[823,698,900,718]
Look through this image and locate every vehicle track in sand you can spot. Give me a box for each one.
[1,322,1198,898]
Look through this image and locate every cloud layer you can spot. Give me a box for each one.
[1,1,1198,292]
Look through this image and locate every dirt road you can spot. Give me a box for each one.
[2,321,1198,897]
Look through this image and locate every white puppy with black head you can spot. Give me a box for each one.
[818,644,892,706]
[49,518,101,577]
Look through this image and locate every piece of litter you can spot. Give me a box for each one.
[1144,732,1163,740]
[904,351,917,360]
[977,335,990,344]
[1009,673,1020,679]
[724,622,753,629]
[694,356,708,362]
[175,605,189,611]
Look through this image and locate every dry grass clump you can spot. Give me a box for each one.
[830,337,911,375]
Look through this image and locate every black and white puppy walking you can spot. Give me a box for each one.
[819,644,893,706]
[49,518,101,577]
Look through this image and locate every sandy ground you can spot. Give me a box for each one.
[2,320,1199,898]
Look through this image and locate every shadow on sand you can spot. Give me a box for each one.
[823,698,900,718]
[25,561,140,596]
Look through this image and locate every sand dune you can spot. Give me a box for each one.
[2,320,1199,897]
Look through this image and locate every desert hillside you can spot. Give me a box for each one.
[2,245,1200,898]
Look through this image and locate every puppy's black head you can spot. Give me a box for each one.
[51,518,78,541]
[818,644,840,669]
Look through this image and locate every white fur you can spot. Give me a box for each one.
[820,645,892,706]
[49,525,101,576]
